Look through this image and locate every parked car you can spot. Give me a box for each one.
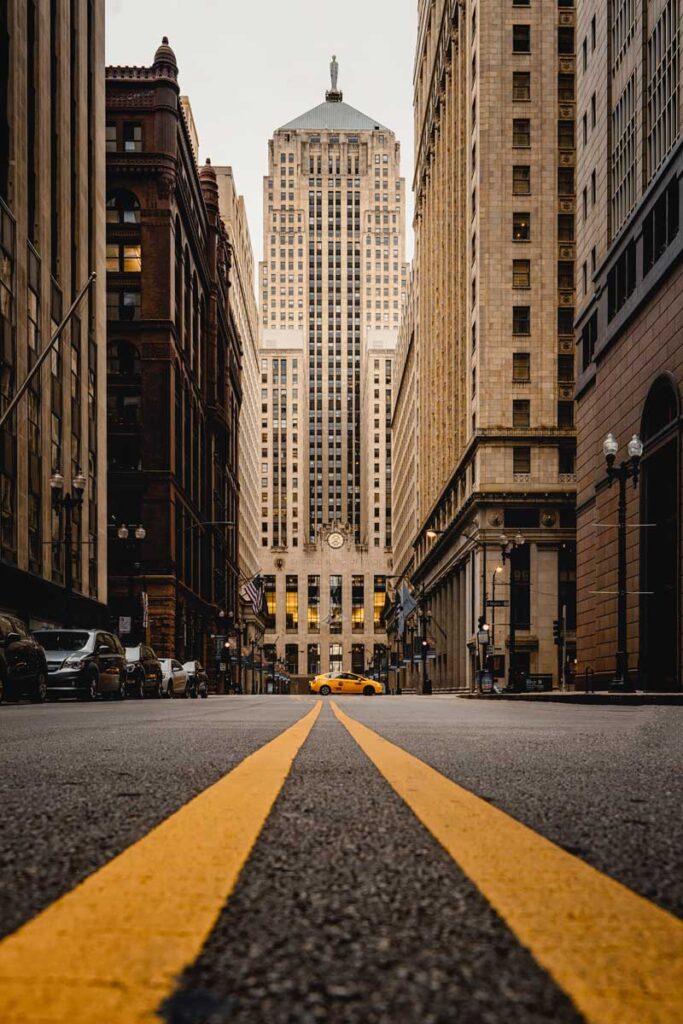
[0,615,49,703]
[32,629,127,701]
[183,660,209,699]
[158,658,188,699]
[124,644,163,699]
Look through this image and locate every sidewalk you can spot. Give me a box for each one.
[458,690,683,706]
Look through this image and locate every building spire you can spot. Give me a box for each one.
[326,54,343,103]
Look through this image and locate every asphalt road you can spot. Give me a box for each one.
[0,694,680,1023]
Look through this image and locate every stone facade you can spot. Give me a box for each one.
[396,0,578,692]
[105,41,241,675]
[575,0,682,690]
[0,0,108,627]
[257,62,408,679]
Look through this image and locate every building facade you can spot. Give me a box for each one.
[258,60,408,680]
[0,0,108,628]
[105,40,241,673]
[575,0,682,690]
[398,0,578,692]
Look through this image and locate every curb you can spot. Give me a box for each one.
[457,692,683,706]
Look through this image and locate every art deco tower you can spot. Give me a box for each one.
[258,60,408,680]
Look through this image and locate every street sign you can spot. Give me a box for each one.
[486,599,509,608]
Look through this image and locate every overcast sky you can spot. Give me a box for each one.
[105,0,417,269]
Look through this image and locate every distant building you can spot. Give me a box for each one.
[397,0,578,691]
[0,0,108,627]
[105,39,241,671]
[257,59,408,680]
[575,1,682,689]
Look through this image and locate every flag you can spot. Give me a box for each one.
[241,574,264,614]
[396,581,418,638]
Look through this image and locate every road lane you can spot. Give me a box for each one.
[0,696,314,939]
[165,702,581,1024]
[0,702,320,1024]
[333,701,683,1024]
[335,696,683,919]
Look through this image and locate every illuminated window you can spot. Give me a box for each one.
[286,575,298,631]
[373,575,386,631]
[308,575,320,632]
[264,575,276,630]
[352,574,365,632]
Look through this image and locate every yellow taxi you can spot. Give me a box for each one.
[310,671,383,697]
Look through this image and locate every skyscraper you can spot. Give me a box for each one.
[258,60,408,681]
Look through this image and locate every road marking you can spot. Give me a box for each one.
[0,703,321,1023]
[332,701,683,1024]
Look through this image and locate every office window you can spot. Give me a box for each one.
[558,120,575,149]
[307,643,321,675]
[511,544,531,629]
[285,644,299,675]
[513,25,531,53]
[558,214,574,241]
[513,119,531,147]
[352,643,365,674]
[513,400,531,427]
[352,574,365,632]
[513,72,531,101]
[513,306,531,335]
[558,27,574,54]
[558,261,574,290]
[307,575,320,632]
[559,446,576,475]
[558,167,574,195]
[512,260,531,288]
[558,354,574,382]
[264,575,276,630]
[513,212,530,240]
[513,165,531,194]
[558,401,574,428]
[558,307,574,335]
[513,447,531,474]
[123,122,142,152]
[105,124,117,152]
[558,73,574,102]
[373,575,386,631]
[329,644,343,674]
[513,352,531,381]
[286,574,298,631]
[330,575,342,635]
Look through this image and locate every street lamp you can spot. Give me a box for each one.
[113,522,147,641]
[500,531,526,691]
[50,470,87,628]
[603,431,643,690]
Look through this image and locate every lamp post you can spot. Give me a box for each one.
[501,531,526,691]
[603,432,643,690]
[115,522,147,642]
[50,470,87,628]
[490,565,504,648]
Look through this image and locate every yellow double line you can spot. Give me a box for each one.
[0,700,681,1024]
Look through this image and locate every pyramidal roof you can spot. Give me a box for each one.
[278,56,388,134]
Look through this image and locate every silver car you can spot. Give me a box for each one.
[158,658,188,699]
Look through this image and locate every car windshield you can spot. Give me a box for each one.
[33,631,90,652]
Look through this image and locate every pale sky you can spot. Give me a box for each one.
[105,0,417,269]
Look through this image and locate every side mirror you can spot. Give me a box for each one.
[4,632,21,646]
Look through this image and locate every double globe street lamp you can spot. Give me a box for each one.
[602,432,643,690]
[50,470,87,628]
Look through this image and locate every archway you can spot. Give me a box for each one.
[639,375,680,690]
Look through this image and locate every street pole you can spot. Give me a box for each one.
[63,502,73,629]
[259,645,264,694]
[508,573,516,692]
[561,602,568,691]
[420,590,430,695]
[250,637,256,695]
[616,472,628,687]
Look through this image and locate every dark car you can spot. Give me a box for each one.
[0,615,48,703]
[124,644,163,699]
[33,629,127,701]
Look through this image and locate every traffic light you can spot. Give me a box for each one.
[553,619,562,645]
[478,615,487,631]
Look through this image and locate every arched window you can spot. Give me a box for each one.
[641,374,679,443]
[107,339,140,376]
[106,189,140,225]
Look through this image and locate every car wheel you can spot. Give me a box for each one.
[319,685,331,696]
[136,675,145,699]
[200,689,208,699]
[31,671,48,704]
[154,682,162,698]
[166,682,174,699]
[0,671,4,704]
[363,685,375,697]
[115,674,127,701]
[81,669,98,701]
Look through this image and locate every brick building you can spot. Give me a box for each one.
[0,0,108,628]
[105,39,241,670]
[575,0,682,690]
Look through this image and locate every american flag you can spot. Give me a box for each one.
[241,574,264,614]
